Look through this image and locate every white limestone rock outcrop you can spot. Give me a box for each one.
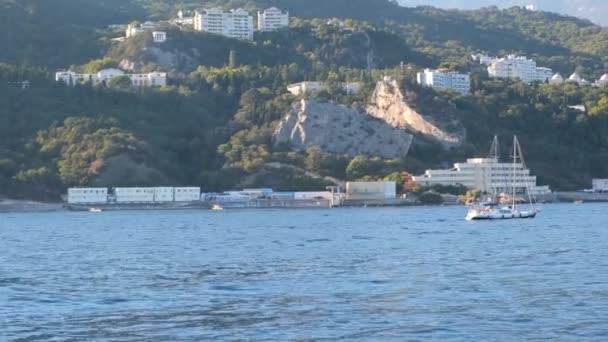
[274,100,413,159]
[367,77,464,147]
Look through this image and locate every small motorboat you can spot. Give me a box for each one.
[211,204,224,211]
[88,207,103,212]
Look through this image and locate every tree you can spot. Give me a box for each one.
[108,76,133,90]
[229,50,237,68]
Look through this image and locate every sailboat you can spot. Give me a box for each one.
[466,135,540,221]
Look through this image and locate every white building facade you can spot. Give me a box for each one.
[152,31,167,43]
[67,188,108,204]
[194,8,254,41]
[286,81,362,96]
[126,21,158,38]
[592,179,608,192]
[346,182,397,200]
[174,187,201,202]
[416,69,471,95]
[487,55,553,83]
[55,69,167,87]
[257,7,289,32]
[413,158,551,195]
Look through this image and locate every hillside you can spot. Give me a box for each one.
[2,0,608,200]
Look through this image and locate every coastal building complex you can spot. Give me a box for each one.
[55,68,167,87]
[413,158,551,196]
[202,188,336,208]
[416,69,471,95]
[67,187,201,204]
[194,8,254,41]
[286,81,363,96]
[257,7,289,31]
[345,182,397,200]
[487,55,553,83]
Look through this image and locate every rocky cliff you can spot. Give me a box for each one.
[274,100,413,159]
[367,77,464,147]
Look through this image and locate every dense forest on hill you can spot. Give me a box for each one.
[2,0,608,200]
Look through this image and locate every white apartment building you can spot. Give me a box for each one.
[257,7,289,32]
[413,158,551,195]
[55,68,167,87]
[194,8,254,41]
[286,81,362,96]
[416,69,471,95]
[487,55,553,83]
[67,188,108,204]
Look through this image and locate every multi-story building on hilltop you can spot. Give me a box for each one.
[487,55,553,83]
[194,8,254,41]
[416,69,471,95]
[257,7,289,32]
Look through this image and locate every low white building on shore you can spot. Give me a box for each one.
[413,158,551,195]
[592,179,608,192]
[174,187,201,202]
[416,69,471,95]
[346,182,397,200]
[67,188,108,204]
[55,68,167,88]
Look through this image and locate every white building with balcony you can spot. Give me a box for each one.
[55,68,167,88]
[487,55,553,83]
[257,7,289,32]
[194,8,254,41]
[416,69,471,95]
[413,158,551,196]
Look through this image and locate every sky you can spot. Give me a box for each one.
[398,0,608,25]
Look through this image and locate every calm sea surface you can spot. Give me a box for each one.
[1,204,608,341]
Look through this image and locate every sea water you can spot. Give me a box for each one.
[1,204,607,341]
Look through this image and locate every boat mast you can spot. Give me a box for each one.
[512,135,517,209]
[516,136,537,212]
[489,135,500,198]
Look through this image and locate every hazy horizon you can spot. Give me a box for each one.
[398,0,608,25]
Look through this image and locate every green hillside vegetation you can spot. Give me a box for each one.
[2,0,608,200]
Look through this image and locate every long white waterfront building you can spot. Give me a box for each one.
[55,68,167,87]
[416,69,471,95]
[413,158,551,196]
[194,8,254,41]
[257,7,289,32]
[67,187,201,204]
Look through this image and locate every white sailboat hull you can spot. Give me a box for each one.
[466,207,538,221]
